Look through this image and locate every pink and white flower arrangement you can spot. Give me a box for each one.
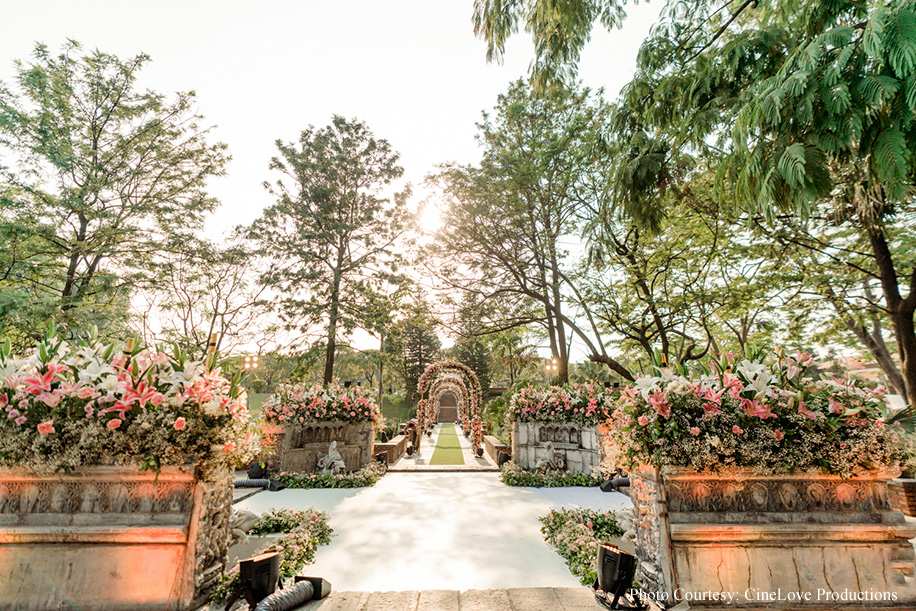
[416,361,484,452]
[0,331,259,477]
[610,349,906,476]
[262,382,380,425]
[507,382,616,427]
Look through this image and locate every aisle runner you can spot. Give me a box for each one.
[429,422,465,465]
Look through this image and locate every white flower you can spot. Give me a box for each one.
[203,399,225,417]
[708,435,720,447]
[77,359,115,383]
[100,374,121,392]
[737,359,768,380]
[745,375,772,395]
[634,376,661,400]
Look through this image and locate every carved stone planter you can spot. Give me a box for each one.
[278,421,373,473]
[0,465,232,610]
[511,421,600,474]
[631,466,916,608]
[889,478,916,516]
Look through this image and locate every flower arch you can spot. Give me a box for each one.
[416,361,483,452]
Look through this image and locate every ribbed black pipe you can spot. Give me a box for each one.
[233,478,271,488]
[253,580,315,611]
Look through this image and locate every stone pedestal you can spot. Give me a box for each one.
[0,465,232,610]
[631,466,916,608]
[279,421,374,473]
[510,422,600,474]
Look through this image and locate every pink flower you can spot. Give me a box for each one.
[14,416,26,425]
[701,402,721,417]
[732,425,744,435]
[107,418,122,430]
[637,415,649,426]
[173,417,186,431]
[647,391,671,418]
[740,398,776,419]
[77,386,94,399]
[689,427,701,436]
[223,442,236,452]
[774,430,784,441]
[37,420,55,435]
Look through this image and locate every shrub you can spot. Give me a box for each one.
[500,461,604,487]
[276,461,387,489]
[540,508,624,585]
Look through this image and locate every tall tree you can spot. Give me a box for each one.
[391,299,442,402]
[475,0,916,406]
[0,41,228,345]
[430,81,632,383]
[249,116,412,384]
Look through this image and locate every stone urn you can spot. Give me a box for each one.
[0,465,233,610]
[630,465,916,608]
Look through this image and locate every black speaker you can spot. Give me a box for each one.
[593,544,644,610]
[239,552,280,604]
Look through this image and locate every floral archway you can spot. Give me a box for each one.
[416,361,483,453]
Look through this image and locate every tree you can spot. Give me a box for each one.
[430,81,633,383]
[249,116,412,384]
[448,294,493,394]
[135,236,274,359]
[475,0,916,406]
[0,41,228,344]
[391,299,441,402]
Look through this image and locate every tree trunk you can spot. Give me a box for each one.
[378,332,385,418]
[865,223,916,406]
[324,269,343,386]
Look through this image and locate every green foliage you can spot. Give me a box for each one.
[0,41,228,346]
[249,116,412,384]
[389,298,441,402]
[500,461,605,487]
[540,507,624,585]
[275,461,387,489]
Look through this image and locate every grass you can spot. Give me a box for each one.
[248,392,270,417]
[429,423,465,465]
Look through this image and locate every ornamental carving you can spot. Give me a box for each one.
[661,475,892,513]
[194,475,232,593]
[0,477,193,516]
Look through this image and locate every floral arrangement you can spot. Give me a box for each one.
[540,508,624,585]
[275,461,386,489]
[507,382,616,426]
[416,361,484,452]
[500,461,605,487]
[262,381,381,425]
[610,349,906,476]
[214,507,333,602]
[0,329,258,477]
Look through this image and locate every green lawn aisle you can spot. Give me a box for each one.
[429,423,465,465]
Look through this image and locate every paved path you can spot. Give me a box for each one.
[235,472,632,592]
[390,423,499,472]
[293,587,612,610]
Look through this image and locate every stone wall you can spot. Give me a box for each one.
[279,421,374,473]
[438,407,458,422]
[631,466,916,608]
[0,465,231,610]
[484,435,510,464]
[511,422,601,475]
[374,434,408,464]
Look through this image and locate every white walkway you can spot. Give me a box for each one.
[235,472,633,592]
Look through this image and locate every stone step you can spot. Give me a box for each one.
[291,587,608,611]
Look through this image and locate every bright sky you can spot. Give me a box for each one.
[1,0,661,358]
[1,0,661,236]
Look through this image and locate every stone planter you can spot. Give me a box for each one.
[278,421,373,473]
[631,465,916,608]
[889,478,916,516]
[511,421,600,474]
[0,465,232,610]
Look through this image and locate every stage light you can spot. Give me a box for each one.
[593,543,645,610]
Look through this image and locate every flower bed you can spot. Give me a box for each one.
[214,508,333,603]
[500,461,604,487]
[0,330,258,477]
[610,350,906,476]
[540,508,624,585]
[507,382,615,426]
[275,461,386,489]
[262,382,381,425]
